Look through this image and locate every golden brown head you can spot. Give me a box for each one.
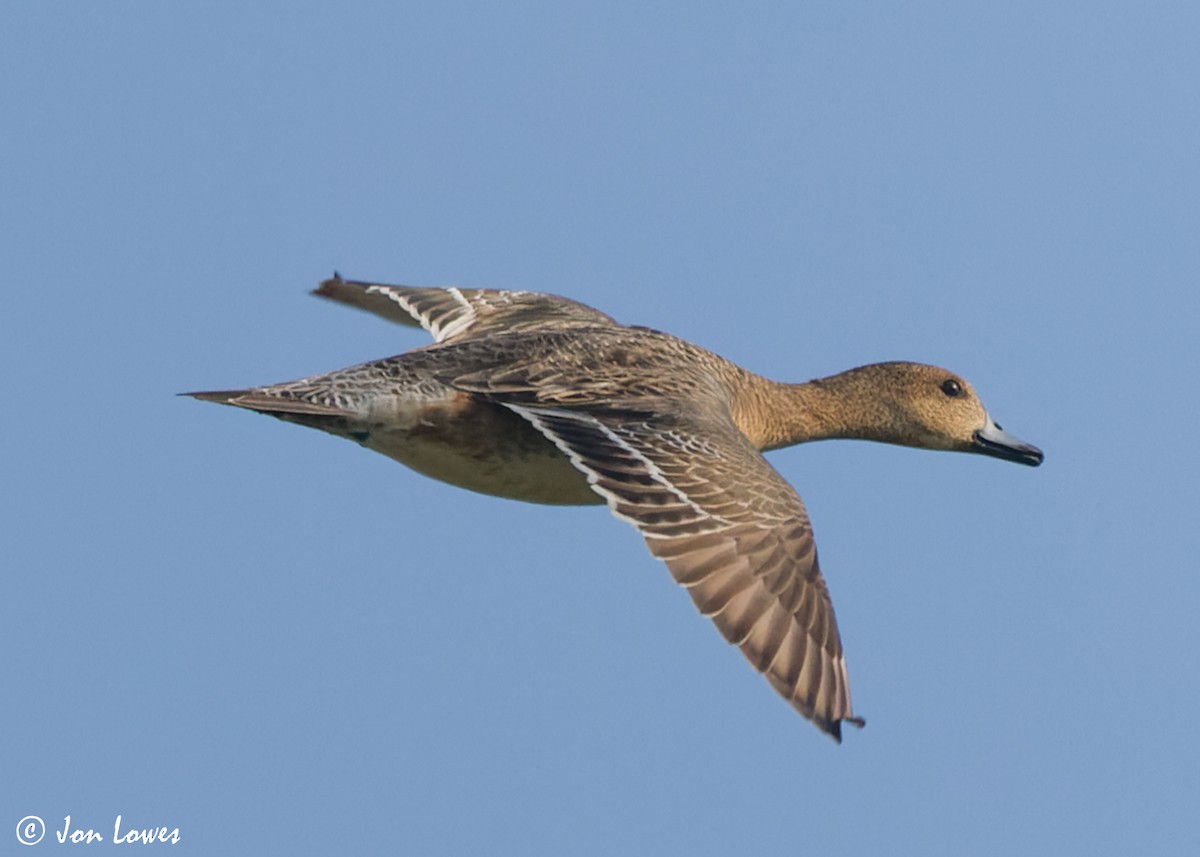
[807,362,1043,466]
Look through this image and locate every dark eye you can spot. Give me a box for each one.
[940,379,964,398]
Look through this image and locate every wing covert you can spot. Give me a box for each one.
[505,403,864,740]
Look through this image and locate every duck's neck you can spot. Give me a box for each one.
[734,366,898,452]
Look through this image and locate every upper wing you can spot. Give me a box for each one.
[504,402,865,740]
[313,274,620,344]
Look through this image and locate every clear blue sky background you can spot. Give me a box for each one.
[3,3,1197,855]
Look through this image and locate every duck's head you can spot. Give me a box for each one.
[856,362,1043,466]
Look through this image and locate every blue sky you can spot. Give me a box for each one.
[3,2,1197,854]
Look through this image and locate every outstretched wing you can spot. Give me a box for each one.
[504,402,864,740]
[313,274,620,343]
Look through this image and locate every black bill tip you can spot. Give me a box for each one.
[973,420,1044,467]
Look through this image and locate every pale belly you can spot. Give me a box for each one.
[354,394,602,506]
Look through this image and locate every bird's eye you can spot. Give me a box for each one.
[940,379,964,397]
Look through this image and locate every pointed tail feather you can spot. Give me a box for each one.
[181,389,355,417]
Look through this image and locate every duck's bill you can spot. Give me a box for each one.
[973,419,1044,467]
